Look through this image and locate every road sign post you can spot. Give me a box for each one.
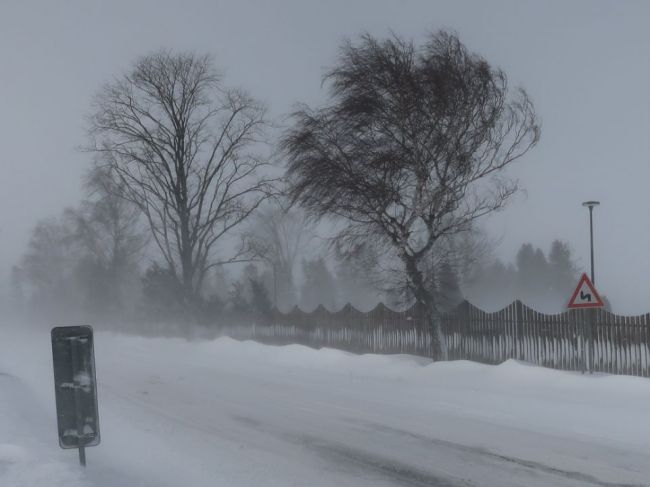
[51,326,100,466]
[567,274,604,374]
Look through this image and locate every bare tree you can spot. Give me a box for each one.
[20,215,81,319]
[88,51,275,307]
[18,170,148,322]
[66,167,149,315]
[244,201,315,310]
[282,31,540,357]
[71,168,148,268]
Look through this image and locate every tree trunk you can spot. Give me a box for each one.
[403,254,444,360]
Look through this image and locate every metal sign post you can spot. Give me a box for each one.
[567,274,604,375]
[51,326,100,466]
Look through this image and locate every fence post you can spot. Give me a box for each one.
[460,301,470,361]
[580,308,595,374]
[589,308,596,374]
[515,300,523,361]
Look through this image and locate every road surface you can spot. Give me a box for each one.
[1,331,649,486]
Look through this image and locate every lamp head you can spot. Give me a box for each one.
[582,201,600,209]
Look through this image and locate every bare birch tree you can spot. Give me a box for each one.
[282,31,540,357]
[88,51,275,307]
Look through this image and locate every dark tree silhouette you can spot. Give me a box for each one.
[249,278,272,317]
[300,258,337,311]
[141,262,185,320]
[548,240,579,297]
[282,31,539,357]
[88,51,275,310]
[436,261,463,312]
[244,202,314,311]
[67,168,148,316]
[334,242,384,311]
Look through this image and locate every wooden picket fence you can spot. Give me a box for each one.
[222,300,650,378]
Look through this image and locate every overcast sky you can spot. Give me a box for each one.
[1,0,649,312]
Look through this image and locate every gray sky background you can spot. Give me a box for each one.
[1,0,649,312]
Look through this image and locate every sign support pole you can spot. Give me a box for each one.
[71,338,87,467]
[589,308,596,375]
[588,205,595,284]
[78,446,86,467]
[580,311,589,374]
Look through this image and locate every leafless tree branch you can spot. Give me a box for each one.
[87,50,277,306]
[282,31,540,357]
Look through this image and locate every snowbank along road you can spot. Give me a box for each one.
[1,330,650,486]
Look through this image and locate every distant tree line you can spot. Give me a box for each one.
[11,184,382,325]
[462,240,587,312]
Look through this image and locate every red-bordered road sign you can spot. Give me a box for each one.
[567,273,604,309]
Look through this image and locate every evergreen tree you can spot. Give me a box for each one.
[300,258,337,311]
[228,281,250,316]
[436,262,463,312]
[515,242,536,300]
[334,243,382,311]
[249,278,272,317]
[515,243,550,306]
[462,239,581,312]
[141,263,185,321]
[241,264,261,302]
[548,240,578,297]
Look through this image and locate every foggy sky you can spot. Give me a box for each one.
[1,0,650,312]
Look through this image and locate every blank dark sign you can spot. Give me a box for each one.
[51,326,100,449]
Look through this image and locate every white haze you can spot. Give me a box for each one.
[1,0,650,312]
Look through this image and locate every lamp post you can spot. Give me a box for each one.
[582,201,600,284]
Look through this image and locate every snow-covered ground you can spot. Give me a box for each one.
[1,328,650,486]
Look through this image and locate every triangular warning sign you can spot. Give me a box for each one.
[567,273,604,309]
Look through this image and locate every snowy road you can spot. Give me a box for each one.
[1,331,650,486]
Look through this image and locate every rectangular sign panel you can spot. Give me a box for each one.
[51,325,100,449]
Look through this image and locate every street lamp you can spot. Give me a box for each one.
[582,201,600,284]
